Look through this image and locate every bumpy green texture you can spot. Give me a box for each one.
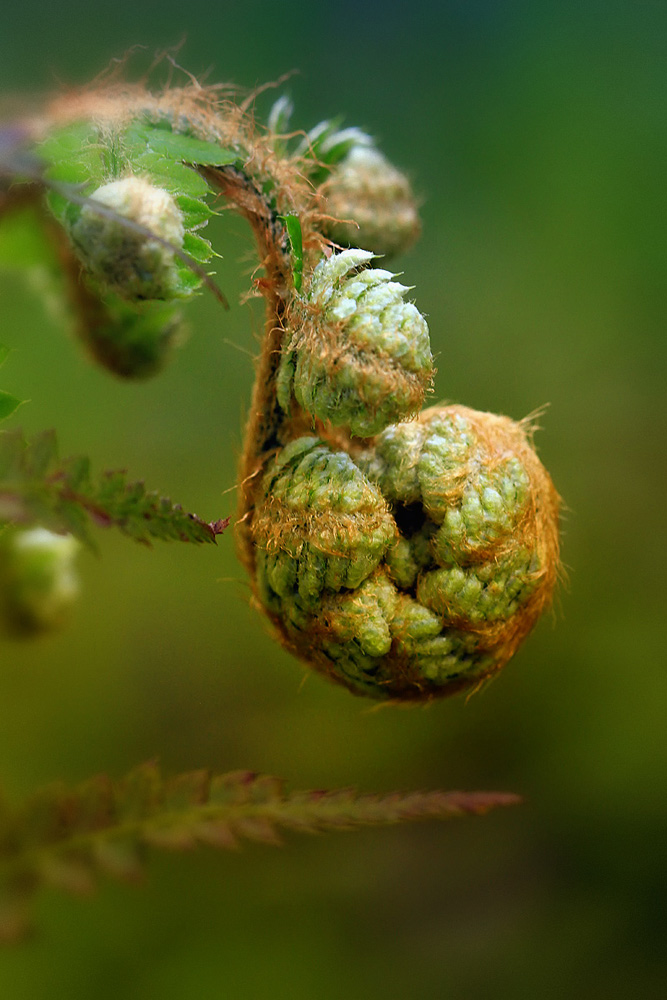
[0,527,80,637]
[252,437,397,612]
[253,407,559,701]
[320,145,420,258]
[277,249,434,438]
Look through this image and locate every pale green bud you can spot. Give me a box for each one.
[321,146,420,258]
[0,528,80,637]
[70,177,185,301]
[254,406,560,701]
[252,437,397,608]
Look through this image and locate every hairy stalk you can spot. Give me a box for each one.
[197,164,295,576]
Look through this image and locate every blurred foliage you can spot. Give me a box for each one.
[0,1,665,997]
[0,761,517,944]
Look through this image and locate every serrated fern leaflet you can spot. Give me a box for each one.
[0,429,227,546]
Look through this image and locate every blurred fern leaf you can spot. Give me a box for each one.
[0,761,519,943]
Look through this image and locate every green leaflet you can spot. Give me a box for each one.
[0,346,23,423]
[175,194,215,230]
[0,392,21,422]
[0,428,226,547]
[128,152,211,198]
[278,213,303,291]
[123,122,237,166]
[182,230,214,263]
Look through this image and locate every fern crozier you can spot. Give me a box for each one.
[70,177,186,300]
[278,249,434,438]
[321,145,420,258]
[254,406,559,701]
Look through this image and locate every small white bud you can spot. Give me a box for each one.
[0,528,80,637]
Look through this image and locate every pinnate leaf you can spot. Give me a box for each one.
[0,428,227,546]
[0,762,519,943]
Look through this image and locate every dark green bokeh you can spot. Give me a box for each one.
[1,1,665,996]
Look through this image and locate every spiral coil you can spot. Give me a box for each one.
[252,252,560,701]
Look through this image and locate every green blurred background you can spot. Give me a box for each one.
[1,1,665,996]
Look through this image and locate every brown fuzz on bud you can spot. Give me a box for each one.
[252,406,560,701]
[278,250,434,438]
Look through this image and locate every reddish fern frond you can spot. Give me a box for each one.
[0,762,520,943]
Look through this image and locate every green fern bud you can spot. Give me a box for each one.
[252,437,397,610]
[321,146,420,258]
[0,527,80,637]
[251,406,559,701]
[69,177,186,301]
[277,249,434,438]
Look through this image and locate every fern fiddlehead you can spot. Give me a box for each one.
[0,66,550,942]
[237,116,559,701]
[319,143,421,257]
[4,75,560,699]
[251,356,559,700]
[277,248,434,437]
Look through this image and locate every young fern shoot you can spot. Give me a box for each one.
[0,70,560,698]
[0,62,558,942]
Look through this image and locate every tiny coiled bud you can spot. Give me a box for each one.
[70,177,186,300]
[252,437,397,610]
[321,146,420,258]
[0,528,80,637]
[277,249,434,438]
[253,406,559,701]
